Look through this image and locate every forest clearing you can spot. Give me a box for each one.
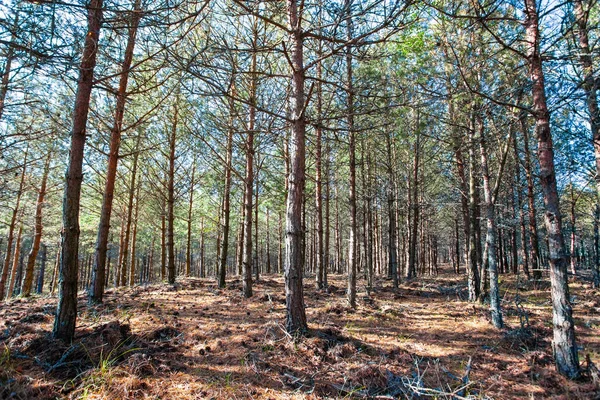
[2,0,600,398]
[1,270,599,399]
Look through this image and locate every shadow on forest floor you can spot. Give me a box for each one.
[1,266,600,399]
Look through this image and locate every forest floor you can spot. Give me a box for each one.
[1,267,600,399]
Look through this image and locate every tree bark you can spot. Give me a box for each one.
[90,0,141,303]
[284,0,308,334]
[242,29,257,297]
[53,0,103,342]
[346,0,357,308]
[524,0,580,378]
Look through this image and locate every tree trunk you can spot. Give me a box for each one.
[284,0,308,334]
[120,134,141,287]
[22,152,51,296]
[572,0,600,285]
[90,0,141,303]
[36,243,47,294]
[524,0,580,378]
[54,0,103,342]
[6,224,23,299]
[478,117,503,328]
[187,161,196,278]
[468,119,481,302]
[129,183,140,286]
[0,146,28,300]
[167,103,178,284]
[242,31,257,297]
[345,0,357,308]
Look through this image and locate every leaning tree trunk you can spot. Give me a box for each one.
[284,0,308,334]
[54,0,103,342]
[90,0,141,303]
[22,152,51,296]
[524,0,580,379]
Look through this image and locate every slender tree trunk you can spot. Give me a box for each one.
[386,131,398,287]
[23,153,50,296]
[167,103,178,284]
[254,158,260,282]
[284,0,308,334]
[120,135,141,286]
[7,224,22,299]
[315,44,325,289]
[524,0,580,378]
[345,0,357,308]
[218,74,236,286]
[468,119,481,302]
[0,11,19,121]
[129,183,140,286]
[36,243,47,294]
[54,0,103,342]
[0,146,28,300]
[90,0,141,303]
[520,114,542,279]
[266,208,271,274]
[161,208,166,280]
[242,32,257,297]
[408,129,420,279]
[187,161,196,278]
[569,184,577,276]
[479,117,503,328]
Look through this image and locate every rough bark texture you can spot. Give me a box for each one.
[90,0,141,302]
[53,0,103,342]
[284,0,308,334]
[524,0,580,379]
